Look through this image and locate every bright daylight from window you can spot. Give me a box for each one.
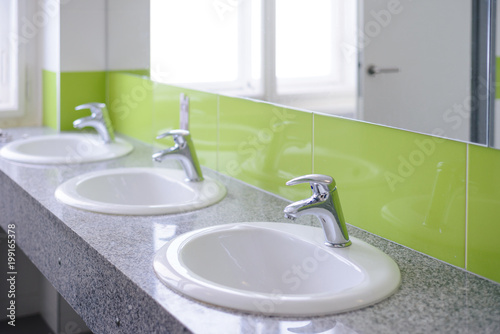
[150,0,262,95]
[0,0,18,113]
[276,0,335,79]
[151,0,356,113]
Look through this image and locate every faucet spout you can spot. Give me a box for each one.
[152,146,180,162]
[283,197,314,218]
[284,174,351,248]
[73,116,93,128]
[153,130,204,182]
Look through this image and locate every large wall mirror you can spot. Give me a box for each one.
[147,0,497,148]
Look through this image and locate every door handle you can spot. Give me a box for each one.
[367,65,400,76]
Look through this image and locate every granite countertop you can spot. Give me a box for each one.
[0,127,499,334]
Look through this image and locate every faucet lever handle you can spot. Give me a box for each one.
[75,102,107,117]
[286,174,335,196]
[156,129,191,145]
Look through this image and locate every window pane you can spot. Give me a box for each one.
[250,0,262,82]
[275,0,333,79]
[0,0,18,111]
[151,0,239,84]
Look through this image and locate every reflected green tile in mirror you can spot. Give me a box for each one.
[152,84,218,170]
[107,73,153,143]
[60,71,106,131]
[467,144,500,283]
[314,114,467,267]
[42,70,57,130]
[218,96,312,201]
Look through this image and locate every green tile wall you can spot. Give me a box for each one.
[60,71,106,131]
[42,70,58,130]
[314,114,467,267]
[218,96,313,201]
[41,71,500,283]
[107,73,154,144]
[467,144,500,282]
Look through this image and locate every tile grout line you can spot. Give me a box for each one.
[311,113,315,173]
[216,94,220,173]
[56,71,60,131]
[465,143,469,269]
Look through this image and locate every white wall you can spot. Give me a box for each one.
[58,0,150,72]
[39,276,58,332]
[60,0,106,72]
[40,0,60,72]
[107,0,150,71]
[361,0,471,142]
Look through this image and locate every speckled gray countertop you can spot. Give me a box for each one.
[0,127,499,334]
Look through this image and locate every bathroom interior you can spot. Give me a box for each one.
[0,0,500,333]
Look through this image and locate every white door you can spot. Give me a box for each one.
[359,0,472,142]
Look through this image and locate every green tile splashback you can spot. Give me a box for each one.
[42,70,58,130]
[467,144,500,282]
[218,96,312,201]
[60,71,106,131]
[107,73,153,144]
[42,70,500,284]
[314,114,467,267]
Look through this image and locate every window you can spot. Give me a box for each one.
[0,0,22,116]
[151,0,356,115]
[275,0,352,91]
[151,0,261,96]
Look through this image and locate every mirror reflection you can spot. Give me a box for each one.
[151,0,357,117]
[150,0,495,146]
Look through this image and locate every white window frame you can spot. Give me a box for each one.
[0,0,27,118]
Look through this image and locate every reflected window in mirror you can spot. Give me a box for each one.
[275,0,357,117]
[0,0,22,116]
[151,0,357,117]
[149,0,496,147]
[151,0,262,96]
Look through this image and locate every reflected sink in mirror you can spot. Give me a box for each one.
[0,133,133,164]
[55,168,226,215]
[154,222,400,316]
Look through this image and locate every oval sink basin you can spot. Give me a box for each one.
[0,133,133,164]
[154,222,401,316]
[55,167,226,215]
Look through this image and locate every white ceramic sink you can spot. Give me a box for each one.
[55,167,226,215]
[0,133,133,164]
[154,222,401,316]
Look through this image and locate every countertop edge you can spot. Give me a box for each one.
[0,169,191,334]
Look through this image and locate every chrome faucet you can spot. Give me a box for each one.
[73,103,115,144]
[284,174,351,248]
[152,129,204,182]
